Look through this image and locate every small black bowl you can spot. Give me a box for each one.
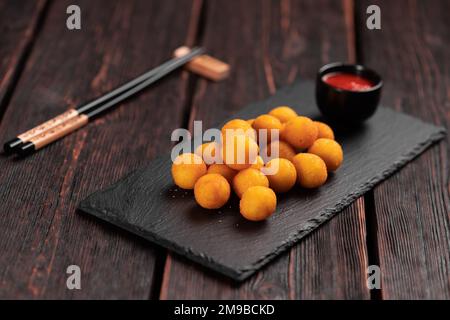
[315,62,383,123]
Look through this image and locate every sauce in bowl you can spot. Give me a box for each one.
[322,72,374,91]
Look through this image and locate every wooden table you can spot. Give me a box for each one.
[0,0,448,299]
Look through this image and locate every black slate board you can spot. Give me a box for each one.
[79,80,446,281]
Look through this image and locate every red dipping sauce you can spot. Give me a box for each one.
[323,72,374,91]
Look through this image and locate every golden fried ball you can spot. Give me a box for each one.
[171,153,207,189]
[291,153,328,188]
[194,174,230,209]
[262,140,296,162]
[240,186,277,221]
[282,116,318,149]
[269,106,298,123]
[315,121,335,140]
[221,118,257,141]
[280,122,286,139]
[207,164,237,184]
[222,134,259,171]
[264,158,297,193]
[250,155,265,170]
[195,142,219,165]
[252,114,283,142]
[308,138,343,172]
[233,168,269,198]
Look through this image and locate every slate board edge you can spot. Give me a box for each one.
[78,126,446,281]
[78,202,244,280]
[244,127,446,274]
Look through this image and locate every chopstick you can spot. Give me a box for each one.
[4,47,204,156]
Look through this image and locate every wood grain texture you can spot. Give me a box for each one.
[358,0,450,299]
[0,0,47,115]
[0,0,201,299]
[159,0,372,299]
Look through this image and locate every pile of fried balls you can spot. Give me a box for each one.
[171,106,343,221]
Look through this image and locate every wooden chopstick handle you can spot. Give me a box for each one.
[17,108,79,141]
[18,114,88,155]
[4,108,79,153]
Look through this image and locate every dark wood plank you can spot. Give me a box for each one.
[0,0,47,114]
[160,0,370,299]
[0,0,201,299]
[358,0,450,299]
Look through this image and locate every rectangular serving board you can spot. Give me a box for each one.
[79,80,446,281]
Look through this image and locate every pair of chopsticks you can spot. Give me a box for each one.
[4,47,205,156]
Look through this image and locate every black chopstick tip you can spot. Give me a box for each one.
[3,138,23,154]
[17,141,36,157]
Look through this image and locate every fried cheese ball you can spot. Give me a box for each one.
[250,155,265,170]
[221,118,257,141]
[240,186,277,221]
[195,142,219,165]
[232,168,269,198]
[269,106,298,123]
[279,122,286,141]
[171,153,207,189]
[282,116,318,149]
[252,114,283,142]
[315,121,335,140]
[291,153,328,188]
[263,140,296,162]
[264,158,297,193]
[308,138,343,172]
[194,174,230,209]
[207,163,237,184]
[222,134,259,170]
